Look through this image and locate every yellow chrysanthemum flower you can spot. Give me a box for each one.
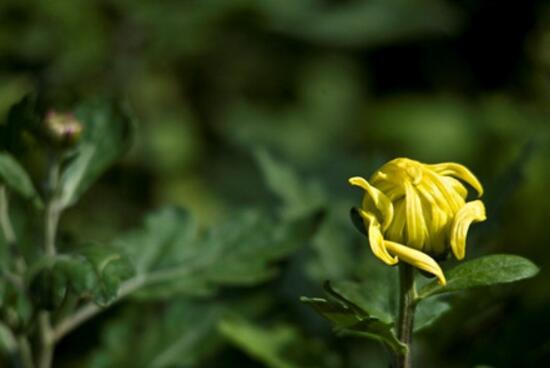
[349,158,487,286]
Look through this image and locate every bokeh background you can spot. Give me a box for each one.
[1,0,549,367]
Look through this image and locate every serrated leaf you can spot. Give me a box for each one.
[418,254,539,299]
[87,300,223,368]
[0,153,41,205]
[301,281,406,354]
[329,280,394,324]
[80,247,135,305]
[27,248,134,309]
[113,206,323,300]
[300,297,362,329]
[59,99,133,208]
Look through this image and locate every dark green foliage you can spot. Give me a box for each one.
[0,0,548,367]
[419,255,540,299]
[111,206,324,299]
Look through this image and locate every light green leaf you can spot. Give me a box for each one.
[418,255,539,299]
[59,99,133,208]
[0,153,40,205]
[0,322,17,354]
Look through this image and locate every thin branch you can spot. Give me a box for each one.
[53,274,146,343]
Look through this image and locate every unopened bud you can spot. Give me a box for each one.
[44,110,83,147]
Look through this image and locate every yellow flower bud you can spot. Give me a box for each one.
[349,158,487,285]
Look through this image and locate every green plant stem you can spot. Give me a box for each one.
[37,161,62,368]
[395,264,417,368]
[38,313,54,368]
[44,160,61,257]
[0,186,34,367]
[18,335,35,368]
[0,186,24,287]
[52,274,146,343]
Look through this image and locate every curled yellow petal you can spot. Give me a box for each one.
[404,181,427,248]
[349,176,394,231]
[428,162,484,197]
[422,170,465,213]
[386,198,406,242]
[441,176,468,199]
[384,240,447,285]
[357,208,398,265]
[450,200,487,260]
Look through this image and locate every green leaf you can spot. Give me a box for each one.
[255,149,325,218]
[78,247,135,306]
[219,315,340,368]
[260,0,461,47]
[27,248,135,309]
[28,262,68,311]
[418,255,539,299]
[219,317,299,368]
[113,206,323,299]
[300,281,406,354]
[329,280,394,324]
[0,153,40,205]
[414,296,450,332]
[87,300,224,368]
[59,99,133,208]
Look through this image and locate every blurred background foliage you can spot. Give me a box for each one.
[0,0,549,367]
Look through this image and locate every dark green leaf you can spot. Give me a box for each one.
[80,247,135,305]
[418,255,539,299]
[414,296,450,332]
[300,281,406,354]
[28,264,68,311]
[255,149,325,218]
[113,206,323,299]
[300,297,362,329]
[87,300,224,368]
[0,153,40,205]
[260,0,461,47]
[59,99,134,208]
[329,280,394,324]
[27,248,134,309]
[219,315,341,368]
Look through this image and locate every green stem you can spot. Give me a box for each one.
[44,160,61,257]
[0,186,34,367]
[37,161,62,368]
[17,335,34,368]
[395,264,417,368]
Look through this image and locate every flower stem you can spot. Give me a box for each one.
[395,263,417,368]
